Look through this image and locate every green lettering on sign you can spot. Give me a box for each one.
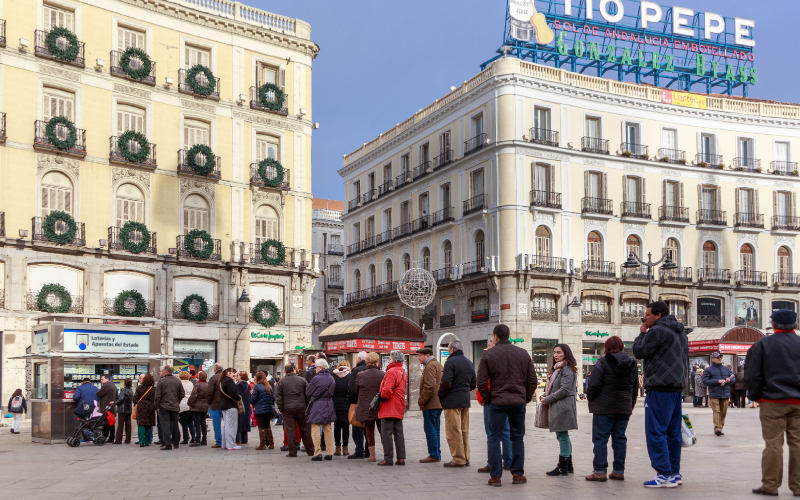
[651,52,661,70]
[738,66,749,83]
[605,45,617,63]
[665,54,674,72]
[695,53,706,76]
[251,332,285,340]
[620,48,632,66]
[589,42,600,61]
[637,50,647,68]
[750,67,758,84]
[557,33,568,56]
[295,345,316,350]
[585,331,610,338]
[574,40,585,58]
[510,338,525,344]
[711,61,720,78]
[725,64,736,82]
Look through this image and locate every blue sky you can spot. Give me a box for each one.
[252,0,800,202]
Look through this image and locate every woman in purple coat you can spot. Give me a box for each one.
[306,358,336,461]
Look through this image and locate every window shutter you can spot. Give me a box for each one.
[715,187,721,211]
[794,192,798,217]
[602,172,608,199]
[774,191,778,219]
[735,188,740,213]
[549,165,556,195]
[532,162,537,193]
[641,178,646,203]
[662,180,666,208]
[584,171,588,197]
[280,68,286,93]
[697,184,702,208]
[622,176,627,203]
[754,189,759,215]
[679,182,684,207]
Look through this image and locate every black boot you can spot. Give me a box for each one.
[567,455,574,473]
[545,456,569,476]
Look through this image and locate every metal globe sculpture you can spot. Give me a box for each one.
[398,267,437,309]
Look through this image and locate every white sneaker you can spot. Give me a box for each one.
[644,475,678,488]
[671,474,683,485]
[228,445,241,450]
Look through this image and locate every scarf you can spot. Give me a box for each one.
[545,361,568,398]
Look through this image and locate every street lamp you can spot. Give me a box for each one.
[232,289,252,366]
[622,251,678,303]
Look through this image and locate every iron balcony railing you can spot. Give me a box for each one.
[621,201,651,219]
[176,234,222,260]
[582,310,611,324]
[529,127,559,147]
[471,309,490,323]
[421,316,434,330]
[773,273,800,287]
[412,215,431,233]
[660,267,693,283]
[328,278,344,289]
[103,298,155,317]
[178,149,221,179]
[173,301,220,321]
[772,161,798,176]
[377,281,398,297]
[620,142,648,159]
[463,259,488,277]
[0,212,4,237]
[376,230,392,247]
[527,255,569,274]
[430,207,455,227]
[414,161,432,179]
[361,235,376,251]
[179,68,220,100]
[733,157,761,171]
[531,190,562,209]
[110,136,157,168]
[696,153,724,169]
[583,260,616,278]
[346,290,365,304]
[433,267,457,284]
[110,50,156,85]
[0,113,6,141]
[582,197,613,215]
[464,133,486,156]
[35,30,85,67]
[582,137,609,154]
[433,150,453,170]
[244,243,297,267]
[361,189,378,206]
[621,265,648,280]
[347,195,365,212]
[250,164,290,189]
[346,241,361,256]
[659,206,690,223]
[621,312,643,325]
[251,307,284,325]
[463,194,488,215]
[698,268,731,284]
[395,170,413,188]
[108,226,157,254]
[697,209,727,226]
[32,216,85,246]
[249,85,288,115]
[0,20,6,48]
[27,291,84,314]
[734,212,764,228]
[657,148,686,164]
[439,313,456,328]
[34,120,87,156]
[378,179,394,197]
[698,315,724,328]
[773,216,800,231]
[531,307,558,322]
[735,271,768,286]
[392,222,412,240]
[327,243,344,255]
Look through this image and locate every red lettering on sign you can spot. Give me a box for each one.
[563,22,571,31]
[584,26,590,34]
[554,20,561,29]
[592,27,599,36]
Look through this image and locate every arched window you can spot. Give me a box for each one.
[41,170,73,217]
[385,260,393,284]
[626,235,641,258]
[665,238,680,266]
[115,183,144,227]
[255,205,279,245]
[740,244,754,272]
[183,194,209,233]
[369,264,376,289]
[587,231,602,262]
[702,241,716,269]
[778,246,792,275]
[443,241,452,268]
[475,230,485,262]
[422,248,431,271]
[354,269,361,292]
[403,253,411,272]
[536,226,550,259]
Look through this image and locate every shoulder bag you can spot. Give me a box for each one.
[348,404,364,428]
[534,402,549,429]
[221,381,244,414]
[132,386,152,421]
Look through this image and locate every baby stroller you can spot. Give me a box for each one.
[66,396,123,447]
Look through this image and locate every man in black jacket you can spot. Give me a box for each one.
[347,351,368,459]
[439,341,476,468]
[747,309,800,497]
[96,374,119,441]
[633,301,688,488]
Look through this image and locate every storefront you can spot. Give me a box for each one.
[532,339,557,388]
[688,326,764,380]
[249,330,286,377]
[173,340,216,374]
[582,328,612,381]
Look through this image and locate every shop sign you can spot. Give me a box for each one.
[251,332,285,340]
[294,345,317,350]
[661,90,707,109]
[585,330,609,338]
[292,295,303,308]
[510,338,525,344]
[64,328,150,354]
[34,329,48,353]
[583,356,599,363]
[720,343,753,352]
[325,338,425,353]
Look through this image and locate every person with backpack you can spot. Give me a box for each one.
[8,389,26,434]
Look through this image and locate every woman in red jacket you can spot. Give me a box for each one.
[378,350,408,466]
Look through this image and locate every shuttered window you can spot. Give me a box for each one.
[587,231,602,261]
[623,176,645,203]
[439,130,451,155]
[536,226,550,258]
[44,4,74,31]
[257,62,286,92]
[385,261,393,283]
[43,88,74,122]
[583,296,608,313]
[775,191,795,217]
[184,119,209,148]
[621,299,646,315]
[41,185,72,216]
[256,135,279,161]
[471,169,484,197]
[117,104,145,134]
[532,293,554,310]
[115,184,144,226]
[255,205,279,246]
[422,248,431,271]
[778,247,791,275]
[703,242,717,268]
[626,235,641,257]
[661,128,677,150]
[740,244,754,272]
[118,26,145,50]
[183,194,209,234]
[444,242,452,268]
[185,46,211,87]
[354,270,361,291]
[330,265,341,282]
[665,238,680,266]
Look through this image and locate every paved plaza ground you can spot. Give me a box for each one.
[0,402,778,499]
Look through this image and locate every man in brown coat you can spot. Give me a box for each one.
[417,347,444,463]
[205,363,223,448]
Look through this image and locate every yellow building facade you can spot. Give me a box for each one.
[1,0,319,402]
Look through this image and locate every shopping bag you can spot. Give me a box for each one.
[534,402,549,429]
[680,413,696,447]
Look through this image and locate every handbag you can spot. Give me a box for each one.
[348,403,365,428]
[534,402,549,429]
[305,395,319,416]
[221,382,244,414]
[132,386,152,420]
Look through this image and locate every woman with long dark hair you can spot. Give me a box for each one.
[540,343,578,476]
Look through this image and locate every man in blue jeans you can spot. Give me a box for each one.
[416,347,444,463]
[205,363,224,448]
[477,338,512,473]
[477,324,538,487]
[633,301,688,488]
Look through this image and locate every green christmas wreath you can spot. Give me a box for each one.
[118,130,150,164]
[119,220,151,253]
[185,229,214,259]
[186,64,216,96]
[257,83,286,111]
[260,239,286,266]
[258,158,285,187]
[119,47,152,80]
[46,116,77,150]
[186,144,216,175]
[113,289,147,317]
[36,283,72,314]
[43,210,77,245]
[45,27,80,62]
[252,299,280,328]
[181,294,209,322]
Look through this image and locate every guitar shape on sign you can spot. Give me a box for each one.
[529,0,555,45]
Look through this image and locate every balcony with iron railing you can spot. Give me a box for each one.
[395,170,413,189]
[528,127,559,147]
[392,222,412,241]
[771,161,798,176]
[464,133,486,156]
[376,230,392,247]
[327,243,344,255]
[32,216,85,246]
[414,161,432,180]
[346,241,361,256]
[328,278,344,289]
[582,137,609,154]
[471,309,489,323]
[27,291,84,314]
[433,150,454,170]
[735,270,768,286]
[0,20,6,48]
[621,201,651,219]
[103,297,155,317]
[432,267,457,284]
[110,50,156,85]
[421,316,434,330]
[696,153,724,169]
[582,310,611,324]
[525,255,570,274]
[243,242,299,267]
[734,212,764,229]
[773,273,800,287]
[173,301,220,321]
[178,149,221,179]
[347,195,365,212]
[34,30,85,67]
[463,194,488,215]
[34,120,87,157]
[439,313,456,328]
[377,281,399,297]
[621,265,648,280]
[659,206,690,223]
[378,179,394,197]
[583,260,616,278]
[250,164,290,189]
[0,212,4,237]
[249,84,288,115]
[412,215,430,233]
[178,68,220,100]
[360,235,376,252]
[531,307,558,322]
[620,142,648,159]
[657,148,686,164]
[430,207,455,228]
[463,259,489,277]
[697,209,727,226]
[621,312,642,325]
[110,136,157,168]
[176,234,222,260]
[362,189,378,205]
[108,226,157,255]
[531,190,562,209]
[697,315,724,327]
[772,216,800,232]
[0,113,6,142]
[660,267,693,283]
[733,157,762,172]
[698,268,731,284]
[582,197,613,215]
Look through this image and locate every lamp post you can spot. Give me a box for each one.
[622,251,678,303]
[232,289,251,367]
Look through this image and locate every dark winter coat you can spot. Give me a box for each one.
[117,387,134,415]
[332,369,351,423]
[188,380,209,413]
[206,371,223,411]
[633,315,689,392]
[7,395,27,414]
[587,353,639,415]
[477,340,538,406]
[219,376,241,412]
[72,382,98,409]
[543,366,578,433]
[703,363,736,399]
[275,373,308,411]
[746,330,800,401]
[96,381,119,415]
[306,369,336,424]
[355,366,385,422]
[438,350,476,409]
[154,374,185,412]
[348,360,368,404]
[237,381,252,433]
[133,383,156,427]
[251,383,274,415]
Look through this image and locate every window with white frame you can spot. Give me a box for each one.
[621,299,646,316]
[44,4,74,31]
[438,130,451,157]
[740,244,754,273]
[256,134,279,161]
[738,137,755,165]
[626,235,641,257]
[115,183,144,227]
[475,230,486,262]
[369,265,376,289]
[775,191,795,218]
[585,116,601,139]
[535,226,551,259]
[184,119,209,148]
[778,246,792,275]
[403,253,411,272]
[44,87,74,122]
[117,104,145,135]
[582,295,609,313]
[183,194,209,233]
[668,300,685,320]
[703,241,717,268]
[665,238,680,266]
[472,114,484,139]
[329,264,341,283]
[701,133,717,162]
[257,61,284,91]
[354,270,361,291]
[385,260,393,284]
[531,293,555,311]
[775,142,791,173]
[118,26,145,50]
[443,241,452,269]
[254,205,279,246]
[185,45,211,87]
[41,171,73,217]
[422,248,431,271]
